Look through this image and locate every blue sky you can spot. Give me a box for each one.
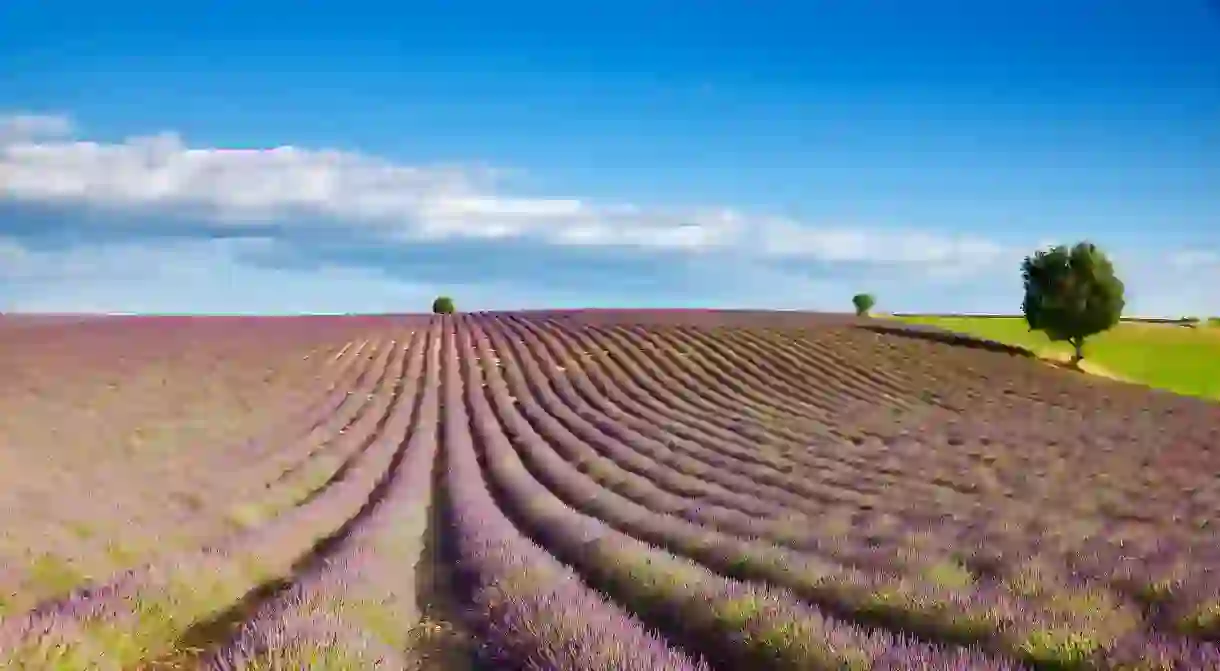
[1,1,1218,315]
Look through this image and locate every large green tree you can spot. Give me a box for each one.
[1020,241,1125,365]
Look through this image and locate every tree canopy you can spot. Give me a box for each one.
[1020,241,1124,363]
[851,293,876,317]
[432,296,456,314]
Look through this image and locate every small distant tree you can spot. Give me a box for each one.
[1020,241,1125,366]
[431,296,456,315]
[851,293,876,317]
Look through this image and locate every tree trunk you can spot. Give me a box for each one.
[1071,338,1084,367]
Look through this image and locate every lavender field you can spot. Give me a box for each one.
[1,310,1219,670]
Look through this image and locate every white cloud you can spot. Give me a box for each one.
[2,113,1214,316]
[0,113,1004,270]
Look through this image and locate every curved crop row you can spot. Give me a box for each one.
[584,322,957,508]
[478,316,1145,657]
[521,317,948,517]
[0,338,390,618]
[506,316,974,566]
[0,326,373,579]
[463,313,1220,667]
[0,332,420,669]
[458,318,1015,670]
[4,310,1220,669]
[535,319,904,513]
[441,322,708,671]
[211,337,401,530]
[199,325,442,669]
[532,318,1040,575]
[514,317,1130,589]
[203,336,380,470]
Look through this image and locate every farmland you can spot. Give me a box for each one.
[1,310,1220,670]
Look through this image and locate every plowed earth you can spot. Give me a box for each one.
[1,310,1218,670]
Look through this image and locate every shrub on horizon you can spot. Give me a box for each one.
[851,293,876,317]
[432,296,456,315]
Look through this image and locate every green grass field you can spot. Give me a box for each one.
[892,316,1220,401]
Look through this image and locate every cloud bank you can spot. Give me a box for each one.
[0,112,1214,315]
[0,113,1004,263]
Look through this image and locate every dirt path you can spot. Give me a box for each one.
[410,431,481,670]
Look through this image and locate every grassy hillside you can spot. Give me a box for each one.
[893,316,1220,401]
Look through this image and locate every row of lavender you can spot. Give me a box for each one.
[449,317,1014,670]
[544,319,1220,595]
[0,330,415,667]
[0,317,663,670]
[4,310,1218,669]
[200,323,443,669]
[441,323,709,670]
[143,335,393,544]
[0,332,378,618]
[583,317,1220,642]
[453,313,1220,669]
[549,314,1220,663]
[132,322,725,670]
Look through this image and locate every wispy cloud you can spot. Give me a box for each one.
[1,112,1215,316]
[0,112,1004,269]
